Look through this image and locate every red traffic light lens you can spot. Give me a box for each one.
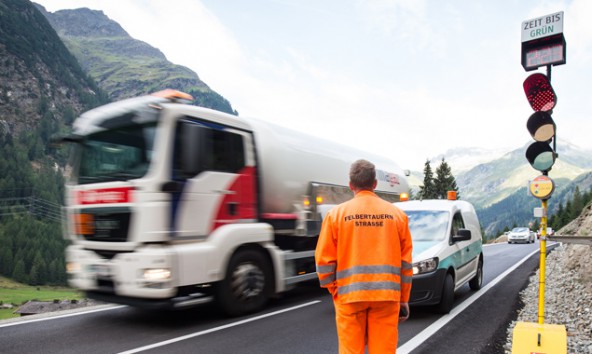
[523,73,556,112]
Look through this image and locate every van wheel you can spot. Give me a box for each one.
[436,273,454,314]
[216,249,272,316]
[469,258,483,291]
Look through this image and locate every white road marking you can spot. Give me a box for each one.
[397,248,540,354]
[0,305,126,328]
[117,300,321,354]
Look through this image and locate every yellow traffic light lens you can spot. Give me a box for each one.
[527,111,555,142]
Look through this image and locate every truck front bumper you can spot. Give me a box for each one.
[66,245,178,300]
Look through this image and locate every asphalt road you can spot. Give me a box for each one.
[0,241,549,354]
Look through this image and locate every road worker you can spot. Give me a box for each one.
[315,159,413,354]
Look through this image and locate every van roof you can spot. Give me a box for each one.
[394,199,474,213]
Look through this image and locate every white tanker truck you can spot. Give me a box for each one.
[59,90,410,315]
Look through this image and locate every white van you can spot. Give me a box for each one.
[394,197,484,313]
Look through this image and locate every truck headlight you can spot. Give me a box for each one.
[413,258,438,275]
[143,268,171,281]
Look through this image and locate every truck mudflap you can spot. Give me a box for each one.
[86,290,214,310]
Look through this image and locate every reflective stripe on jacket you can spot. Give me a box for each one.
[315,190,413,303]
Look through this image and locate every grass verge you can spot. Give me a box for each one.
[0,276,83,320]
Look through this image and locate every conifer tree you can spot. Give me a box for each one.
[419,159,436,199]
[434,158,459,199]
[571,186,583,220]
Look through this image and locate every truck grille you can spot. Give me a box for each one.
[82,208,131,242]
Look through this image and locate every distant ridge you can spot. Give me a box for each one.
[35,3,237,115]
[413,142,592,236]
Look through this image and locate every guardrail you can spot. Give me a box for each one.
[547,235,592,245]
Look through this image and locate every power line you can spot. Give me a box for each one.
[0,192,62,223]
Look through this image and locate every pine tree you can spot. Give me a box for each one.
[12,259,27,284]
[434,158,459,199]
[571,186,583,220]
[30,251,47,285]
[419,159,436,199]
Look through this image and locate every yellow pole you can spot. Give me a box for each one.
[538,199,548,324]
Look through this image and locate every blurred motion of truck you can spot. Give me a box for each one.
[54,90,410,316]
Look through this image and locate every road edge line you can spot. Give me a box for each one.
[397,247,541,353]
[0,304,125,329]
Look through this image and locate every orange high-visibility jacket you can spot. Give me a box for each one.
[315,190,413,303]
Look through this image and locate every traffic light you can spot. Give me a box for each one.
[523,73,557,173]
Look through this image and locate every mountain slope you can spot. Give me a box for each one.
[416,142,592,236]
[0,0,108,136]
[0,0,113,286]
[35,4,237,115]
[456,142,592,209]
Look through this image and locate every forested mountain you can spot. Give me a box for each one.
[455,142,592,209]
[430,143,592,237]
[477,173,592,237]
[0,0,239,287]
[34,4,237,115]
[0,0,111,285]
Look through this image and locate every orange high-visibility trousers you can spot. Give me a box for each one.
[334,300,400,354]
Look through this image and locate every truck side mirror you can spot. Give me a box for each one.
[452,229,471,243]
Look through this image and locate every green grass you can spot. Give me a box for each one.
[0,276,83,320]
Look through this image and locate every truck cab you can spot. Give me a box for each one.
[394,196,484,313]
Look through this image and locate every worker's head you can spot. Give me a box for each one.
[349,159,377,192]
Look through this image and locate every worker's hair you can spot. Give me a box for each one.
[349,159,376,190]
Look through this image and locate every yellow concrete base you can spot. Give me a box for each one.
[511,321,567,354]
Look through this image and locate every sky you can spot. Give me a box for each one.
[34,0,592,171]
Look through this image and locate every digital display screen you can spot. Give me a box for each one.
[521,34,566,71]
[526,44,565,69]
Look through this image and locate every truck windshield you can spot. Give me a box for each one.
[71,123,156,184]
[405,210,450,241]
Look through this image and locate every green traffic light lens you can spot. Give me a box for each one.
[532,152,555,171]
[526,142,555,172]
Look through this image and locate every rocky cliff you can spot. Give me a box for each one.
[35,3,236,114]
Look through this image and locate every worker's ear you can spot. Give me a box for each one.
[373,179,377,189]
[349,182,354,191]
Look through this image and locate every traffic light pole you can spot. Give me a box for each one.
[536,64,554,325]
[515,14,568,352]
[546,64,552,81]
[538,198,548,324]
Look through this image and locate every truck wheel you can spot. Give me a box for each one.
[469,258,483,291]
[216,249,272,316]
[436,273,454,314]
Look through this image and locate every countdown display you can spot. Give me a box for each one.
[521,11,566,71]
[525,43,565,70]
[522,36,566,71]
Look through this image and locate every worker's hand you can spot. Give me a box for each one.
[328,285,338,300]
[399,302,410,322]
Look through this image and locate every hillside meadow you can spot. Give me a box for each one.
[0,276,83,320]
